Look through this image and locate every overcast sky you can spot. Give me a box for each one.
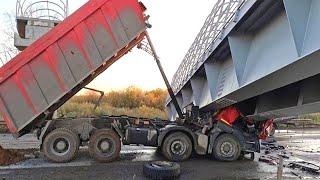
[0,0,217,92]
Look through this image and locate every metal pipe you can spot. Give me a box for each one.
[83,87,105,110]
[144,31,184,119]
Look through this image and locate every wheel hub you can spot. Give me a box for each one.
[100,141,110,151]
[52,138,70,155]
[171,140,186,155]
[56,141,67,151]
[220,142,234,157]
[98,138,114,153]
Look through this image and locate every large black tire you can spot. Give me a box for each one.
[143,161,181,180]
[161,132,192,162]
[42,128,80,163]
[89,129,121,163]
[212,134,241,162]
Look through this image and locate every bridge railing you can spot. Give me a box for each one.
[171,0,247,93]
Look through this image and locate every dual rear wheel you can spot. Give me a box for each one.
[161,132,241,162]
[42,128,121,163]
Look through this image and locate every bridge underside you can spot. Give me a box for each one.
[167,0,320,120]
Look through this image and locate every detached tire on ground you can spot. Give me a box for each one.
[42,128,80,163]
[212,133,241,162]
[89,129,121,162]
[162,132,192,162]
[143,161,181,180]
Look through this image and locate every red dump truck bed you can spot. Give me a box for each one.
[0,0,147,134]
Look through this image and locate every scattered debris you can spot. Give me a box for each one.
[279,154,289,159]
[262,143,285,151]
[242,152,255,161]
[259,155,278,165]
[259,139,291,167]
[290,170,303,179]
[302,150,320,153]
[0,146,25,166]
[261,140,286,159]
[288,161,320,175]
[278,151,290,159]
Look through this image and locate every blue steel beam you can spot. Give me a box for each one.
[167,0,320,120]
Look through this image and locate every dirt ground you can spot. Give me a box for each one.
[0,146,25,166]
[0,128,319,180]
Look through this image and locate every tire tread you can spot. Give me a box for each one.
[42,128,80,163]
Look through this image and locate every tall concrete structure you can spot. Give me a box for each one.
[167,0,320,121]
[14,0,69,50]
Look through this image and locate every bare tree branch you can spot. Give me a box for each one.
[0,12,20,66]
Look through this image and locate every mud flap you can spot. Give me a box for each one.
[195,132,208,155]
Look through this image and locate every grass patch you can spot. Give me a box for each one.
[57,87,168,120]
[299,113,320,125]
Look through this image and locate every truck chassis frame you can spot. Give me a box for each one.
[37,110,261,163]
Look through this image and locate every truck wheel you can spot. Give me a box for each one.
[212,134,241,162]
[143,161,181,180]
[89,129,121,162]
[42,128,80,163]
[162,132,192,161]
